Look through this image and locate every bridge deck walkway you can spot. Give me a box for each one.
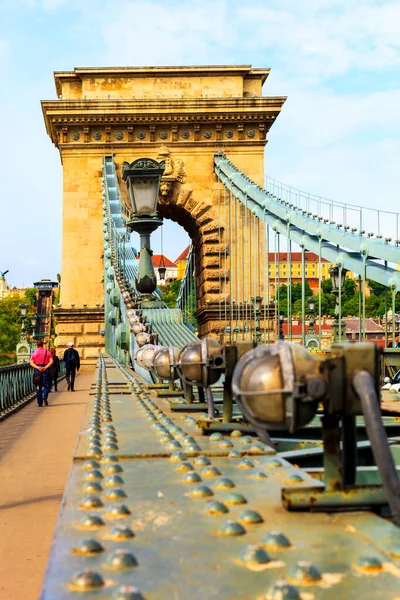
[0,372,93,600]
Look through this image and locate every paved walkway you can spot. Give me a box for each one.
[0,372,93,600]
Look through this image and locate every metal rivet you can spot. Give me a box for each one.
[356,556,383,572]
[103,442,119,451]
[103,464,123,475]
[247,444,267,455]
[193,456,211,466]
[218,440,234,448]
[107,504,131,518]
[160,434,174,443]
[238,544,270,566]
[262,580,300,600]
[113,585,145,600]
[185,443,201,452]
[104,474,125,487]
[169,451,187,462]
[79,495,103,509]
[85,469,104,481]
[87,447,102,458]
[104,488,127,501]
[213,477,235,490]
[201,466,222,478]
[209,432,223,441]
[203,501,229,516]
[102,454,119,464]
[239,436,253,444]
[225,492,247,505]
[106,525,135,541]
[231,429,243,438]
[218,520,246,536]
[287,561,322,583]
[261,531,291,549]
[182,436,196,446]
[187,485,214,498]
[228,450,242,458]
[266,459,283,468]
[288,474,303,482]
[72,538,104,555]
[68,569,104,591]
[105,549,138,570]
[83,481,103,494]
[252,471,268,480]
[237,459,255,469]
[166,440,182,450]
[238,509,263,524]
[181,472,202,484]
[77,515,105,530]
[174,462,194,472]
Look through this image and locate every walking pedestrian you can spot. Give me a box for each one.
[30,341,54,407]
[63,342,80,391]
[48,347,60,392]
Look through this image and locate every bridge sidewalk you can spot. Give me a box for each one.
[0,372,93,600]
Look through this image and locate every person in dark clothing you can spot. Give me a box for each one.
[63,342,80,391]
[49,347,60,392]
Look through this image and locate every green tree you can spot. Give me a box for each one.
[342,296,360,316]
[321,279,332,294]
[343,278,356,298]
[367,279,386,297]
[160,280,181,308]
[0,290,39,366]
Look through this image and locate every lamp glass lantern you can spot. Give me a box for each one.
[19,303,27,317]
[252,295,263,313]
[30,314,37,329]
[308,297,316,313]
[122,158,165,216]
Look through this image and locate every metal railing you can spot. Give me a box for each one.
[0,361,66,417]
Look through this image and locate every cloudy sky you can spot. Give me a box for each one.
[0,0,399,287]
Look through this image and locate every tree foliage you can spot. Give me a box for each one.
[0,290,37,366]
[275,275,394,319]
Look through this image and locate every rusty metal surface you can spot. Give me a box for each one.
[41,359,400,599]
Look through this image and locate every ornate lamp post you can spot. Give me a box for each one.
[306,296,319,349]
[251,295,263,344]
[30,313,38,351]
[329,265,347,343]
[122,158,165,295]
[16,303,30,364]
[279,313,285,340]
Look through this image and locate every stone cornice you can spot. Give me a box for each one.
[42,97,285,147]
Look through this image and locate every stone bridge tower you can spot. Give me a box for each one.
[42,66,285,366]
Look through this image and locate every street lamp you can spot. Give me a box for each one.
[329,265,347,342]
[251,295,263,344]
[30,314,38,350]
[279,313,285,340]
[19,303,27,318]
[122,158,165,295]
[308,297,316,335]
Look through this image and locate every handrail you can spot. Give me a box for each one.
[0,361,66,418]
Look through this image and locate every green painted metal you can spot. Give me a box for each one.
[214,154,400,289]
[0,361,66,418]
[41,356,400,599]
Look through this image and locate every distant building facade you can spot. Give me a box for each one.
[175,246,190,280]
[268,252,355,296]
[151,255,178,285]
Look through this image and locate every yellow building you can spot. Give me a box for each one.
[175,246,190,280]
[268,252,354,295]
